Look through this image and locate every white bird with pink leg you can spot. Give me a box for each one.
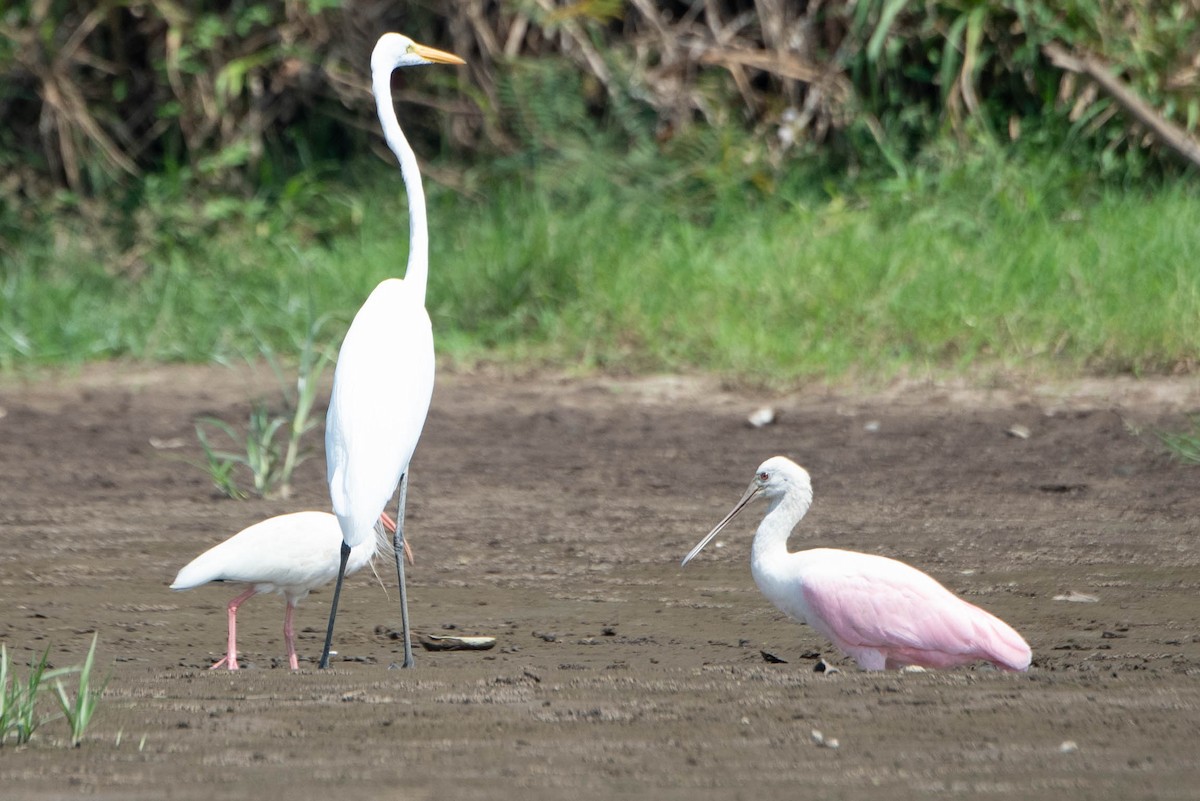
[682,456,1031,672]
[171,511,409,670]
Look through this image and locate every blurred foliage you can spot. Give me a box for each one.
[840,0,1200,177]
[1159,415,1200,464]
[1,0,1198,208]
[0,0,447,198]
[1,0,1198,351]
[2,2,1198,381]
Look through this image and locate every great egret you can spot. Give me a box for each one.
[319,33,464,670]
[171,511,409,670]
[682,457,1032,671]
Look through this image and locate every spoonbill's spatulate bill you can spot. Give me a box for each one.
[320,33,465,670]
[682,457,1032,672]
[172,511,406,670]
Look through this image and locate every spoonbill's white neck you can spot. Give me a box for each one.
[372,67,430,303]
[751,484,813,566]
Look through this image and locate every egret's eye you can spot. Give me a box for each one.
[758,471,769,481]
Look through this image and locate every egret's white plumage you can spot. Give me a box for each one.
[171,511,388,670]
[319,33,464,669]
[682,457,1032,672]
[326,279,434,550]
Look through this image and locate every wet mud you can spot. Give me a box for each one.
[1,366,1199,799]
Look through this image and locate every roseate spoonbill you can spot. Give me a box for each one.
[172,511,409,670]
[682,457,1032,671]
[320,34,464,670]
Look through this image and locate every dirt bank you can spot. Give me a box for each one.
[1,366,1198,799]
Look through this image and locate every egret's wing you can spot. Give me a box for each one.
[326,279,435,548]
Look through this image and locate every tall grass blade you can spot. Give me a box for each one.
[867,0,913,63]
[52,634,109,748]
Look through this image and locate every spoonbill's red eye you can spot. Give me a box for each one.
[759,472,769,481]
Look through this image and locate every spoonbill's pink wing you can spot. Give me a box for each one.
[799,551,1031,671]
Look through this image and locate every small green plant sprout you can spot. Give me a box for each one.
[1158,416,1200,465]
[1,643,49,745]
[268,314,335,498]
[195,404,286,498]
[193,315,333,499]
[194,421,250,500]
[0,643,76,746]
[115,728,148,751]
[245,403,288,497]
[52,634,109,748]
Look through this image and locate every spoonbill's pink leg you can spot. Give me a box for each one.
[210,587,257,670]
[283,600,299,670]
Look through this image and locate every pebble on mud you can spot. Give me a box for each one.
[746,407,777,428]
[1053,591,1100,603]
[149,436,186,449]
[1060,740,1079,754]
[419,635,496,651]
[810,730,840,749]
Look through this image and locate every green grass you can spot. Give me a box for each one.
[193,315,333,499]
[1,637,106,748]
[0,644,56,745]
[53,634,108,747]
[2,151,1198,383]
[1158,416,1200,464]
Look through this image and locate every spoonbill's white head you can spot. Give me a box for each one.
[747,456,812,501]
[681,456,812,567]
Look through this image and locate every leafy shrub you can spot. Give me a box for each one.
[2,0,1198,203]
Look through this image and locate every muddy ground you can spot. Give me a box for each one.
[1,365,1199,800]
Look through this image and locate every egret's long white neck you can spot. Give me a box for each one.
[750,484,813,567]
[373,66,430,303]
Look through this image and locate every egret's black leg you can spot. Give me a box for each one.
[318,541,352,669]
[394,472,415,669]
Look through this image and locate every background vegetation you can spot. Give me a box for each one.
[1,1,1198,382]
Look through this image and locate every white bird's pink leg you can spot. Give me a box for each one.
[283,600,299,670]
[211,587,257,670]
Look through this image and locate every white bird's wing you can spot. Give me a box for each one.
[170,512,345,591]
[798,550,1031,670]
[326,278,435,548]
